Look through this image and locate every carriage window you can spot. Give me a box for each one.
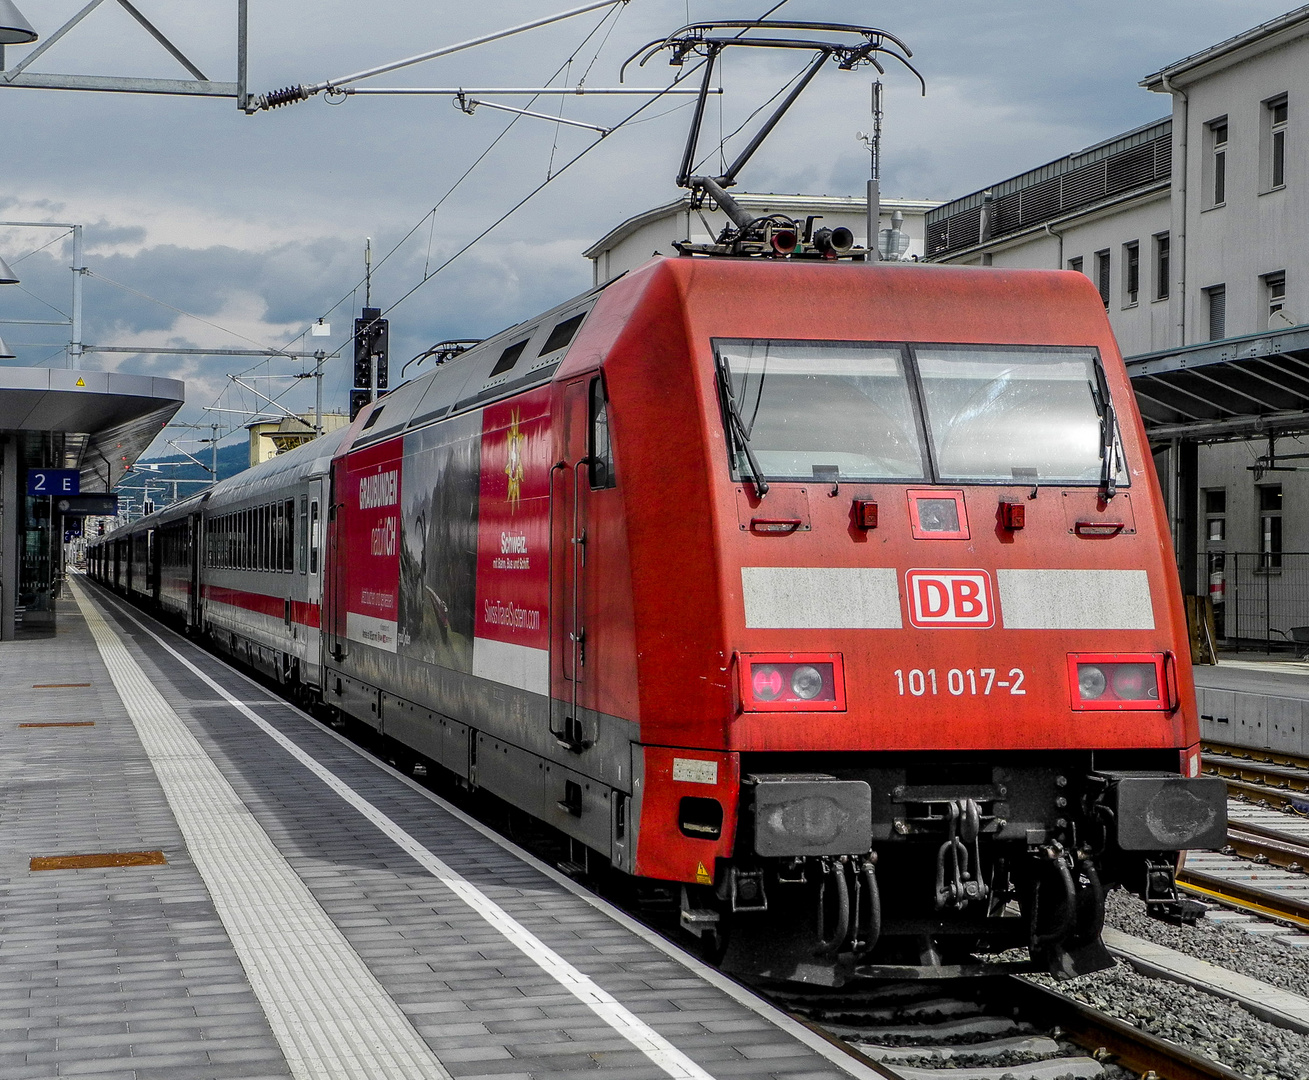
[914,344,1127,486]
[714,339,926,482]
[589,378,616,489]
[299,496,309,574]
[285,499,296,571]
[309,500,320,574]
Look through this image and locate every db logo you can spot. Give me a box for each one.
[905,569,995,628]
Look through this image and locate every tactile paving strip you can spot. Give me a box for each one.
[91,584,724,1080]
[71,577,453,1080]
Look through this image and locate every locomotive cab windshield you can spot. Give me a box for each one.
[714,338,1130,488]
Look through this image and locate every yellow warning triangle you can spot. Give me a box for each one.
[75,377,85,387]
[695,861,712,885]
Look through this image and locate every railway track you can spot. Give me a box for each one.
[1184,743,1309,928]
[771,976,1250,1080]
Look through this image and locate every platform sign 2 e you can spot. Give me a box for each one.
[27,469,79,497]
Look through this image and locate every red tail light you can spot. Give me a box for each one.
[739,652,846,712]
[1067,653,1170,711]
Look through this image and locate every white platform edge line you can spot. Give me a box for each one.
[69,578,450,1080]
[86,582,719,1080]
[87,576,886,1080]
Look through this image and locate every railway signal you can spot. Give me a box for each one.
[351,307,389,420]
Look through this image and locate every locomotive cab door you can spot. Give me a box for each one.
[551,374,613,751]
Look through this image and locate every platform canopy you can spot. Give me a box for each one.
[1126,324,1309,443]
[0,368,185,490]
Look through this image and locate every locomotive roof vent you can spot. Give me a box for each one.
[624,20,924,261]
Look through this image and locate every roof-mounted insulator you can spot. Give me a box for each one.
[255,85,310,111]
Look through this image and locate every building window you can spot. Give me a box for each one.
[1264,271,1287,328]
[1207,117,1228,206]
[1095,249,1110,306]
[1123,241,1139,306]
[1154,233,1170,300]
[1259,485,1282,571]
[1206,284,1226,340]
[1264,94,1288,190]
[1068,256,1083,275]
[1205,488,1226,543]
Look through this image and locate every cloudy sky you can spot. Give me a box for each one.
[0,0,1296,457]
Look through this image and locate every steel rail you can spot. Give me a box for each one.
[1204,740,1309,773]
[1225,821,1309,870]
[1217,776,1309,810]
[1205,758,1309,792]
[1002,978,1253,1080]
[1177,865,1309,929]
[776,977,1251,1080]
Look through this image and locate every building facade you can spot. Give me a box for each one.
[927,6,1309,645]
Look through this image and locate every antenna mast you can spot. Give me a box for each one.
[868,80,883,262]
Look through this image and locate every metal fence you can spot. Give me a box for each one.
[1206,551,1309,651]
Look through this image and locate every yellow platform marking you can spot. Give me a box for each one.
[32,850,166,871]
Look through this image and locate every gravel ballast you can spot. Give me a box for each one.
[1012,887,1309,1080]
[1028,958,1309,1080]
[1103,887,1309,998]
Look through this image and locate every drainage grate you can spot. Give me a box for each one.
[32,683,92,689]
[19,721,95,728]
[31,851,167,871]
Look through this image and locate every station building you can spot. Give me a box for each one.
[926,5,1309,646]
[0,369,183,639]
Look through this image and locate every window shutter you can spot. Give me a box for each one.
[1208,286,1226,341]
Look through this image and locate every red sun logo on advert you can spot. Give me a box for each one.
[905,569,995,628]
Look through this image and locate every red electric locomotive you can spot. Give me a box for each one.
[92,254,1226,982]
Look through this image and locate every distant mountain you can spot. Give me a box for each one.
[117,442,250,508]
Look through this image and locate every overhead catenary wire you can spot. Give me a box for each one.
[199,0,799,437]
[85,270,303,357]
[302,3,627,353]
[376,0,797,324]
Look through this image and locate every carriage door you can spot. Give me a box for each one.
[552,375,608,751]
[324,463,348,661]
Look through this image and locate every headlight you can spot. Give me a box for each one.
[752,665,784,702]
[1069,654,1168,710]
[1111,663,1158,700]
[791,665,824,700]
[1078,664,1107,700]
[739,653,845,712]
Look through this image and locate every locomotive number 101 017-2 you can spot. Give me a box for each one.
[894,667,1026,697]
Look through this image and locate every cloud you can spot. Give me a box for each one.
[0,0,1296,451]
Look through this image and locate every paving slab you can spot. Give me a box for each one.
[0,579,878,1080]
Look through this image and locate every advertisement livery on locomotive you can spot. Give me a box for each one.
[88,257,1228,983]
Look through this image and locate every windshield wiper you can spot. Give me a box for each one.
[1090,364,1117,500]
[717,365,769,497]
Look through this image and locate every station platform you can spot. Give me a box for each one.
[1194,657,1309,755]
[0,576,874,1080]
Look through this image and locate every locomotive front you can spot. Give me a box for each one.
[607,258,1227,982]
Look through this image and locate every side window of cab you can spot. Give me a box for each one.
[589,376,616,490]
